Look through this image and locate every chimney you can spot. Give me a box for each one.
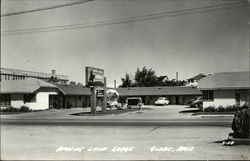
[52,70,56,75]
[176,72,178,81]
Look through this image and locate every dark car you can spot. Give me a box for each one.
[189,96,203,107]
[186,97,198,105]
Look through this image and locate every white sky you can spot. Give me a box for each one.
[1,0,249,87]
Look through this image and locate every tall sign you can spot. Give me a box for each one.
[85,66,104,87]
[85,66,106,114]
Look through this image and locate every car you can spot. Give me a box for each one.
[155,97,169,106]
[186,97,199,105]
[106,100,118,108]
[126,97,143,109]
[189,96,203,107]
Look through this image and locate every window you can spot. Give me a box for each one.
[0,95,11,106]
[203,90,214,101]
[24,94,36,103]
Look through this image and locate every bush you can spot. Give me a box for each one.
[216,106,225,112]
[0,106,31,112]
[204,105,248,113]
[66,102,72,109]
[0,106,19,112]
[204,106,216,112]
[224,105,241,112]
[19,106,31,112]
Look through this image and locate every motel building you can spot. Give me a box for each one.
[0,79,93,110]
[197,71,250,109]
[0,68,69,84]
[0,68,93,110]
[50,83,91,108]
[0,79,60,110]
[117,86,202,105]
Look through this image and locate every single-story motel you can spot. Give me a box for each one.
[198,71,250,108]
[0,71,249,110]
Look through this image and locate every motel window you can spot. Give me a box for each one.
[0,95,11,106]
[24,94,36,103]
[203,90,214,101]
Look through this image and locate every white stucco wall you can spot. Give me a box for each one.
[203,90,236,108]
[25,91,58,110]
[11,94,24,108]
[10,91,58,110]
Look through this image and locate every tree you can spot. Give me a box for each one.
[156,75,168,86]
[119,66,187,87]
[120,73,133,87]
[134,66,157,87]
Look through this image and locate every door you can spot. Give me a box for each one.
[175,96,179,105]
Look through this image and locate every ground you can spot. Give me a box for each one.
[1,105,249,160]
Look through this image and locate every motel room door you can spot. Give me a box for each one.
[175,96,179,105]
[49,95,63,109]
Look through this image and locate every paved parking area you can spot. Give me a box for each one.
[0,105,198,120]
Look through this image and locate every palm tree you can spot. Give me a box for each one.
[121,73,132,87]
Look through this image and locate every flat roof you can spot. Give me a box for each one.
[117,86,202,96]
[1,68,69,81]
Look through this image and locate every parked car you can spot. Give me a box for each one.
[189,96,203,107]
[186,97,198,105]
[107,100,118,108]
[126,97,143,109]
[155,97,169,106]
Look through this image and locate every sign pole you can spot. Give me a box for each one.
[90,86,96,114]
[102,77,107,113]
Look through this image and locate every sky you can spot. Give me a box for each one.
[1,0,249,87]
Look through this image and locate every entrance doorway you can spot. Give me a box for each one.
[175,96,179,105]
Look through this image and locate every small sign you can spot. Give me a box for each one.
[96,89,104,97]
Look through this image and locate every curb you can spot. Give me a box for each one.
[0,118,232,127]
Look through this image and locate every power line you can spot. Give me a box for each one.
[1,0,93,17]
[1,1,249,36]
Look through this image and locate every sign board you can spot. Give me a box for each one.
[96,89,104,97]
[85,66,105,87]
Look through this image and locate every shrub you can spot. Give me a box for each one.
[0,106,19,112]
[19,106,31,112]
[0,106,31,112]
[204,106,216,112]
[66,102,72,109]
[224,105,241,112]
[216,106,225,112]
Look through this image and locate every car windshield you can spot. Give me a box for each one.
[158,97,165,100]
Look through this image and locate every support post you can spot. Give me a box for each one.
[102,77,107,113]
[90,86,96,114]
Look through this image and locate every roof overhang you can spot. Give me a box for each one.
[198,87,250,90]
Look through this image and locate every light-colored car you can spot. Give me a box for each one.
[155,97,169,105]
[126,97,143,109]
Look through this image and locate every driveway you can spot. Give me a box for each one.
[0,105,197,120]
